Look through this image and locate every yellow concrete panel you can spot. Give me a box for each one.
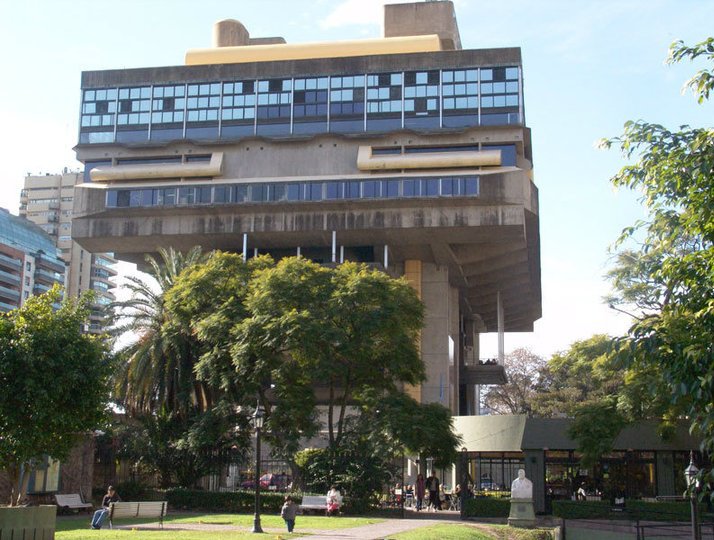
[357,146,502,171]
[91,153,223,183]
[185,35,443,65]
[404,259,422,402]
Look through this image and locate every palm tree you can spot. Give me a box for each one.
[110,246,207,416]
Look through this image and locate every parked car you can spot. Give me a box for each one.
[241,473,291,491]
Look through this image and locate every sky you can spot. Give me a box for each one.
[0,0,711,359]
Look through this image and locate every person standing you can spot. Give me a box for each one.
[90,485,120,529]
[426,472,440,511]
[415,473,425,511]
[281,495,298,533]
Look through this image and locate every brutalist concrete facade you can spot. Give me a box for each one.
[71,1,540,415]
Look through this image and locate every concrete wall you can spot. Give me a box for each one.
[420,263,450,407]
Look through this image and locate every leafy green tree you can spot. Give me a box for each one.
[482,348,546,415]
[110,246,206,416]
[531,335,620,418]
[601,38,714,463]
[0,287,112,505]
[166,253,461,504]
[238,258,426,446]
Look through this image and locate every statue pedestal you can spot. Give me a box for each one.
[508,498,536,528]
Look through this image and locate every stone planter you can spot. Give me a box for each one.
[0,505,56,539]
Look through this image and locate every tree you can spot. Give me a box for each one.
[531,335,621,418]
[110,246,206,416]
[601,38,714,464]
[166,254,462,503]
[0,287,112,505]
[482,348,546,415]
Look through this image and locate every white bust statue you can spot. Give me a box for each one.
[510,469,533,499]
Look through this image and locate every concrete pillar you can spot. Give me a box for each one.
[296,246,301,257]
[420,263,451,409]
[340,245,344,263]
[242,233,248,262]
[331,231,337,263]
[524,450,546,514]
[497,291,505,365]
[383,245,389,268]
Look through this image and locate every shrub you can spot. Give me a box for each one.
[463,496,511,517]
[551,500,612,519]
[625,500,707,521]
[157,488,293,514]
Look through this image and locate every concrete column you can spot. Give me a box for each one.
[331,231,337,263]
[253,248,258,258]
[420,263,451,410]
[383,245,389,268]
[497,291,505,365]
[242,233,248,262]
[296,246,301,257]
[340,245,344,263]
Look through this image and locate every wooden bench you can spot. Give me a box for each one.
[300,495,327,514]
[55,493,93,513]
[108,501,167,529]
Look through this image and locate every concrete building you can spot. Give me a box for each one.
[454,415,702,514]
[0,208,66,312]
[20,172,117,332]
[71,1,541,414]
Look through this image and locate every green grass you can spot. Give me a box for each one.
[386,524,494,539]
[56,512,383,539]
[387,524,556,540]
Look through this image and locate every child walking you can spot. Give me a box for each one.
[281,495,298,533]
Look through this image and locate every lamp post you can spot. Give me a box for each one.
[685,451,701,540]
[251,402,265,534]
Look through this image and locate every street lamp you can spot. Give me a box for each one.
[251,402,265,534]
[684,451,701,540]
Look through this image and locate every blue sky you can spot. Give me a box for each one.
[0,0,711,358]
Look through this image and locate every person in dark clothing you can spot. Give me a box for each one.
[90,486,120,529]
[426,472,440,511]
[280,495,298,532]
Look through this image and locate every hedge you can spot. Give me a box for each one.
[552,500,613,519]
[463,496,511,517]
[553,499,709,521]
[625,500,708,521]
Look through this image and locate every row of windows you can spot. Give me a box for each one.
[105,176,480,208]
[80,66,522,143]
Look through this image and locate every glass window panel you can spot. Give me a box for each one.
[403,179,418,197]
[326,182,342,199]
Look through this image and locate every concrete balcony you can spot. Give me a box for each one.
[460,362,507,385]
[35,268,64,285]
[33,283,51,295]
[0,269,21,287]
[0,301,18,312]
[0,285,21,302]
[0,253,22,271]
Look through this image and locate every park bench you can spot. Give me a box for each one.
[300,495,327,514]
[108,501,167,529]
[55,493,93,513]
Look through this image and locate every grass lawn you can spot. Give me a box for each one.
[386,524,493,539]
[56,512,384,540]
[387,523,556,540]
